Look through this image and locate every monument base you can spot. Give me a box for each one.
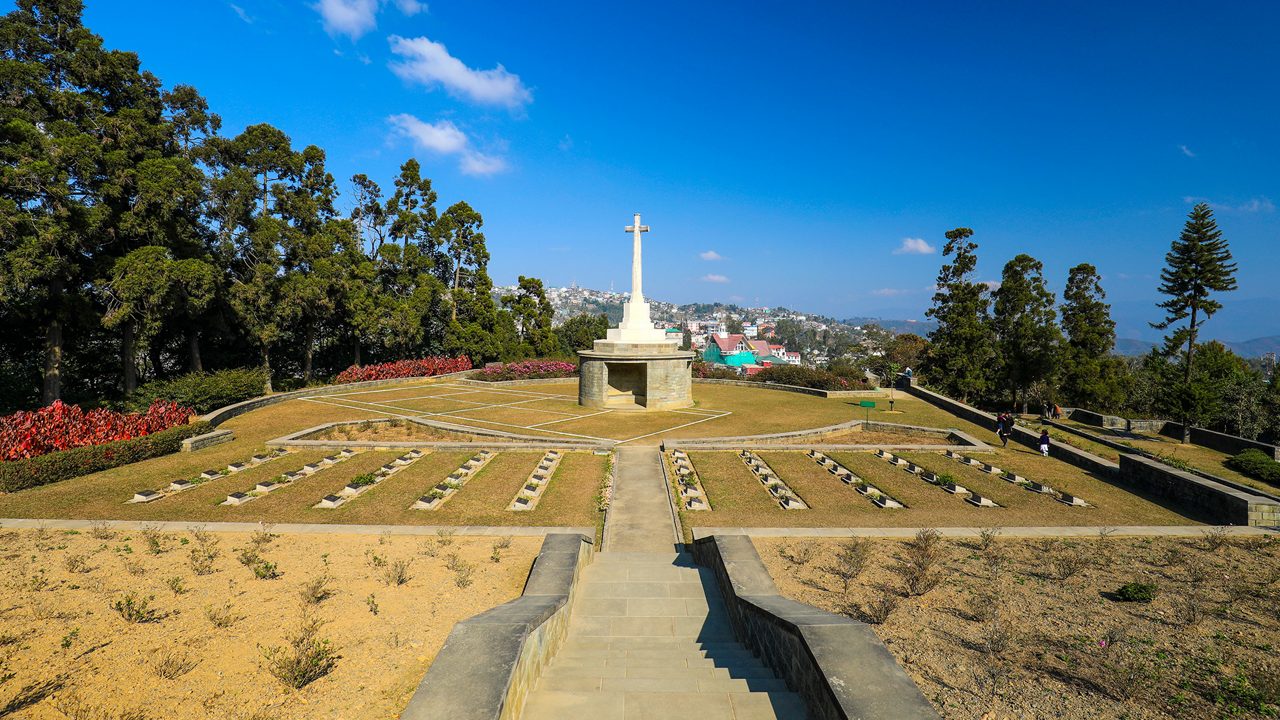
[578,341,695,412]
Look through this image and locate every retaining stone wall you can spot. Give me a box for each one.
[691,535,938,720]
[903,385,1118,477]
[399,534,593,720]
[181,429,233,452]
[1118,455,1280,527]
[1160,423,1280,461]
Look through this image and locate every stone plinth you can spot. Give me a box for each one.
[579,340,694,412]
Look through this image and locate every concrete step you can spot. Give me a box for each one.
[567,615,736,640]
[554,647,762,663]
[541,664,781,681]
[574,597,715,618]
[536,674,794,694]
[560,638,751,652]
[520,689,809,720]
[548,654,773,671]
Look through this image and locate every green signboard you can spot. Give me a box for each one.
[858,400,876,408]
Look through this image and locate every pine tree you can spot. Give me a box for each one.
[501,276,558,357]
[1152,203,1238,441]
[991,254,1062,412]
[923,228,995,403]
[1059,264,1125,411]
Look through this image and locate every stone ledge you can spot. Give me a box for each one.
[399,533,593,720]
[1119,455,1280,527]
[664,419,990,452]
[181,429,233,452]
[691,535,938,720]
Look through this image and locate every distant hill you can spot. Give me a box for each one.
[842,317,938,336]
[1114,336,1280,358]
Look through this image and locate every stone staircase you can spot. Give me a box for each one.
[520,550,807,720]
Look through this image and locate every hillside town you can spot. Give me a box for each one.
[493,282,932,373]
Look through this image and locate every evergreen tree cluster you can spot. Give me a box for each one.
[919,206,1276,440]
[0,1,592,412]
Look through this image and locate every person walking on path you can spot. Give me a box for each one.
[996,413,1011,448]
[1039,429,1051,457]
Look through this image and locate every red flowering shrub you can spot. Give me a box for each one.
[335,356,472,384]
[0,399,195,462]
[474,360,578,382]
[0,421,210,492]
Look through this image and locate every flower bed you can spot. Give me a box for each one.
[0,421,211,492]
[335,357,472,384]
[0,399,195,462]
[473,360,578,382]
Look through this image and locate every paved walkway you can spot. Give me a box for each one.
[0,518,593,537]
[693,524,1279,539]
[522,448,807,719]
[604,446,681,552]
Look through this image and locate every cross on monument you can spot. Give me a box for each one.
[624,213,649,303]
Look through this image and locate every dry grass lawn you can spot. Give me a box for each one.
[0,446,607,529]
[0,527,539,719]
[682,449,1196,534]
[757,533,1280,720]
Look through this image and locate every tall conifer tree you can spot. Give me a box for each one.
[1152,203,1238,441]
[923,228,994,403]
[991,254,1061,412]
[1059,263,1125,410]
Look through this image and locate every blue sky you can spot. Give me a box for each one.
[74,1,1279,341]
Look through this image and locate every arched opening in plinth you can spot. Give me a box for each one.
[605,362,647,408]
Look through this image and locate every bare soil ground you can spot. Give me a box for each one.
[0,528,538,719]
[757,533,1280,720]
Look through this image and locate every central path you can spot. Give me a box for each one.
[520,448,807,720]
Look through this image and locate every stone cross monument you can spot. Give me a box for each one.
[578,213,694,411]
[607,213,668,344]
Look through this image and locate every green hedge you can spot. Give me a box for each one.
[1225,449,1280,486]
[0,421,210,492]
[753,366,874,391]
[127,369,267,414]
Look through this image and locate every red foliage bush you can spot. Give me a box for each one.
[0,399,195,462]
[335,356,472,384]
[473,360,578,382]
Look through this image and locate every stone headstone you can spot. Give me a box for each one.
[224,492,249,505]
[966,494,999,508]
[255,481,277,493]
[131,490,160,503]
[317,495,344,509]
[943,483,969,495]
[169,480,192,491]
[200,469,221,479]
[1059,493,1088,507]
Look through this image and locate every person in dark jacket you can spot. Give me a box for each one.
[1039,429,1051,457]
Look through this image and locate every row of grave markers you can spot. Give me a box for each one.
[877,449,1000,507]
[941,449,1089,507]
[223,449,362,506]
[739,450,808,510]
[412,451,495,510]
[509,450,563,511]
[806,450,905,508]
[315,449,426,509]
[669,449,709,510]
[129,448,294,504]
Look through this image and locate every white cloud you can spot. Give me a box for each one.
[389,35,532,108]
[1182,195,1275,213]
[313,0,379,39]
[699,250,723,261]
[228,3,253,23]
[395,0,426,15]
[387,114,508,176]
[459,151,508,176]
[892,237,936,255]
[700,274,730,284]
[871,288,908,297]
[1179,144,1195,158]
